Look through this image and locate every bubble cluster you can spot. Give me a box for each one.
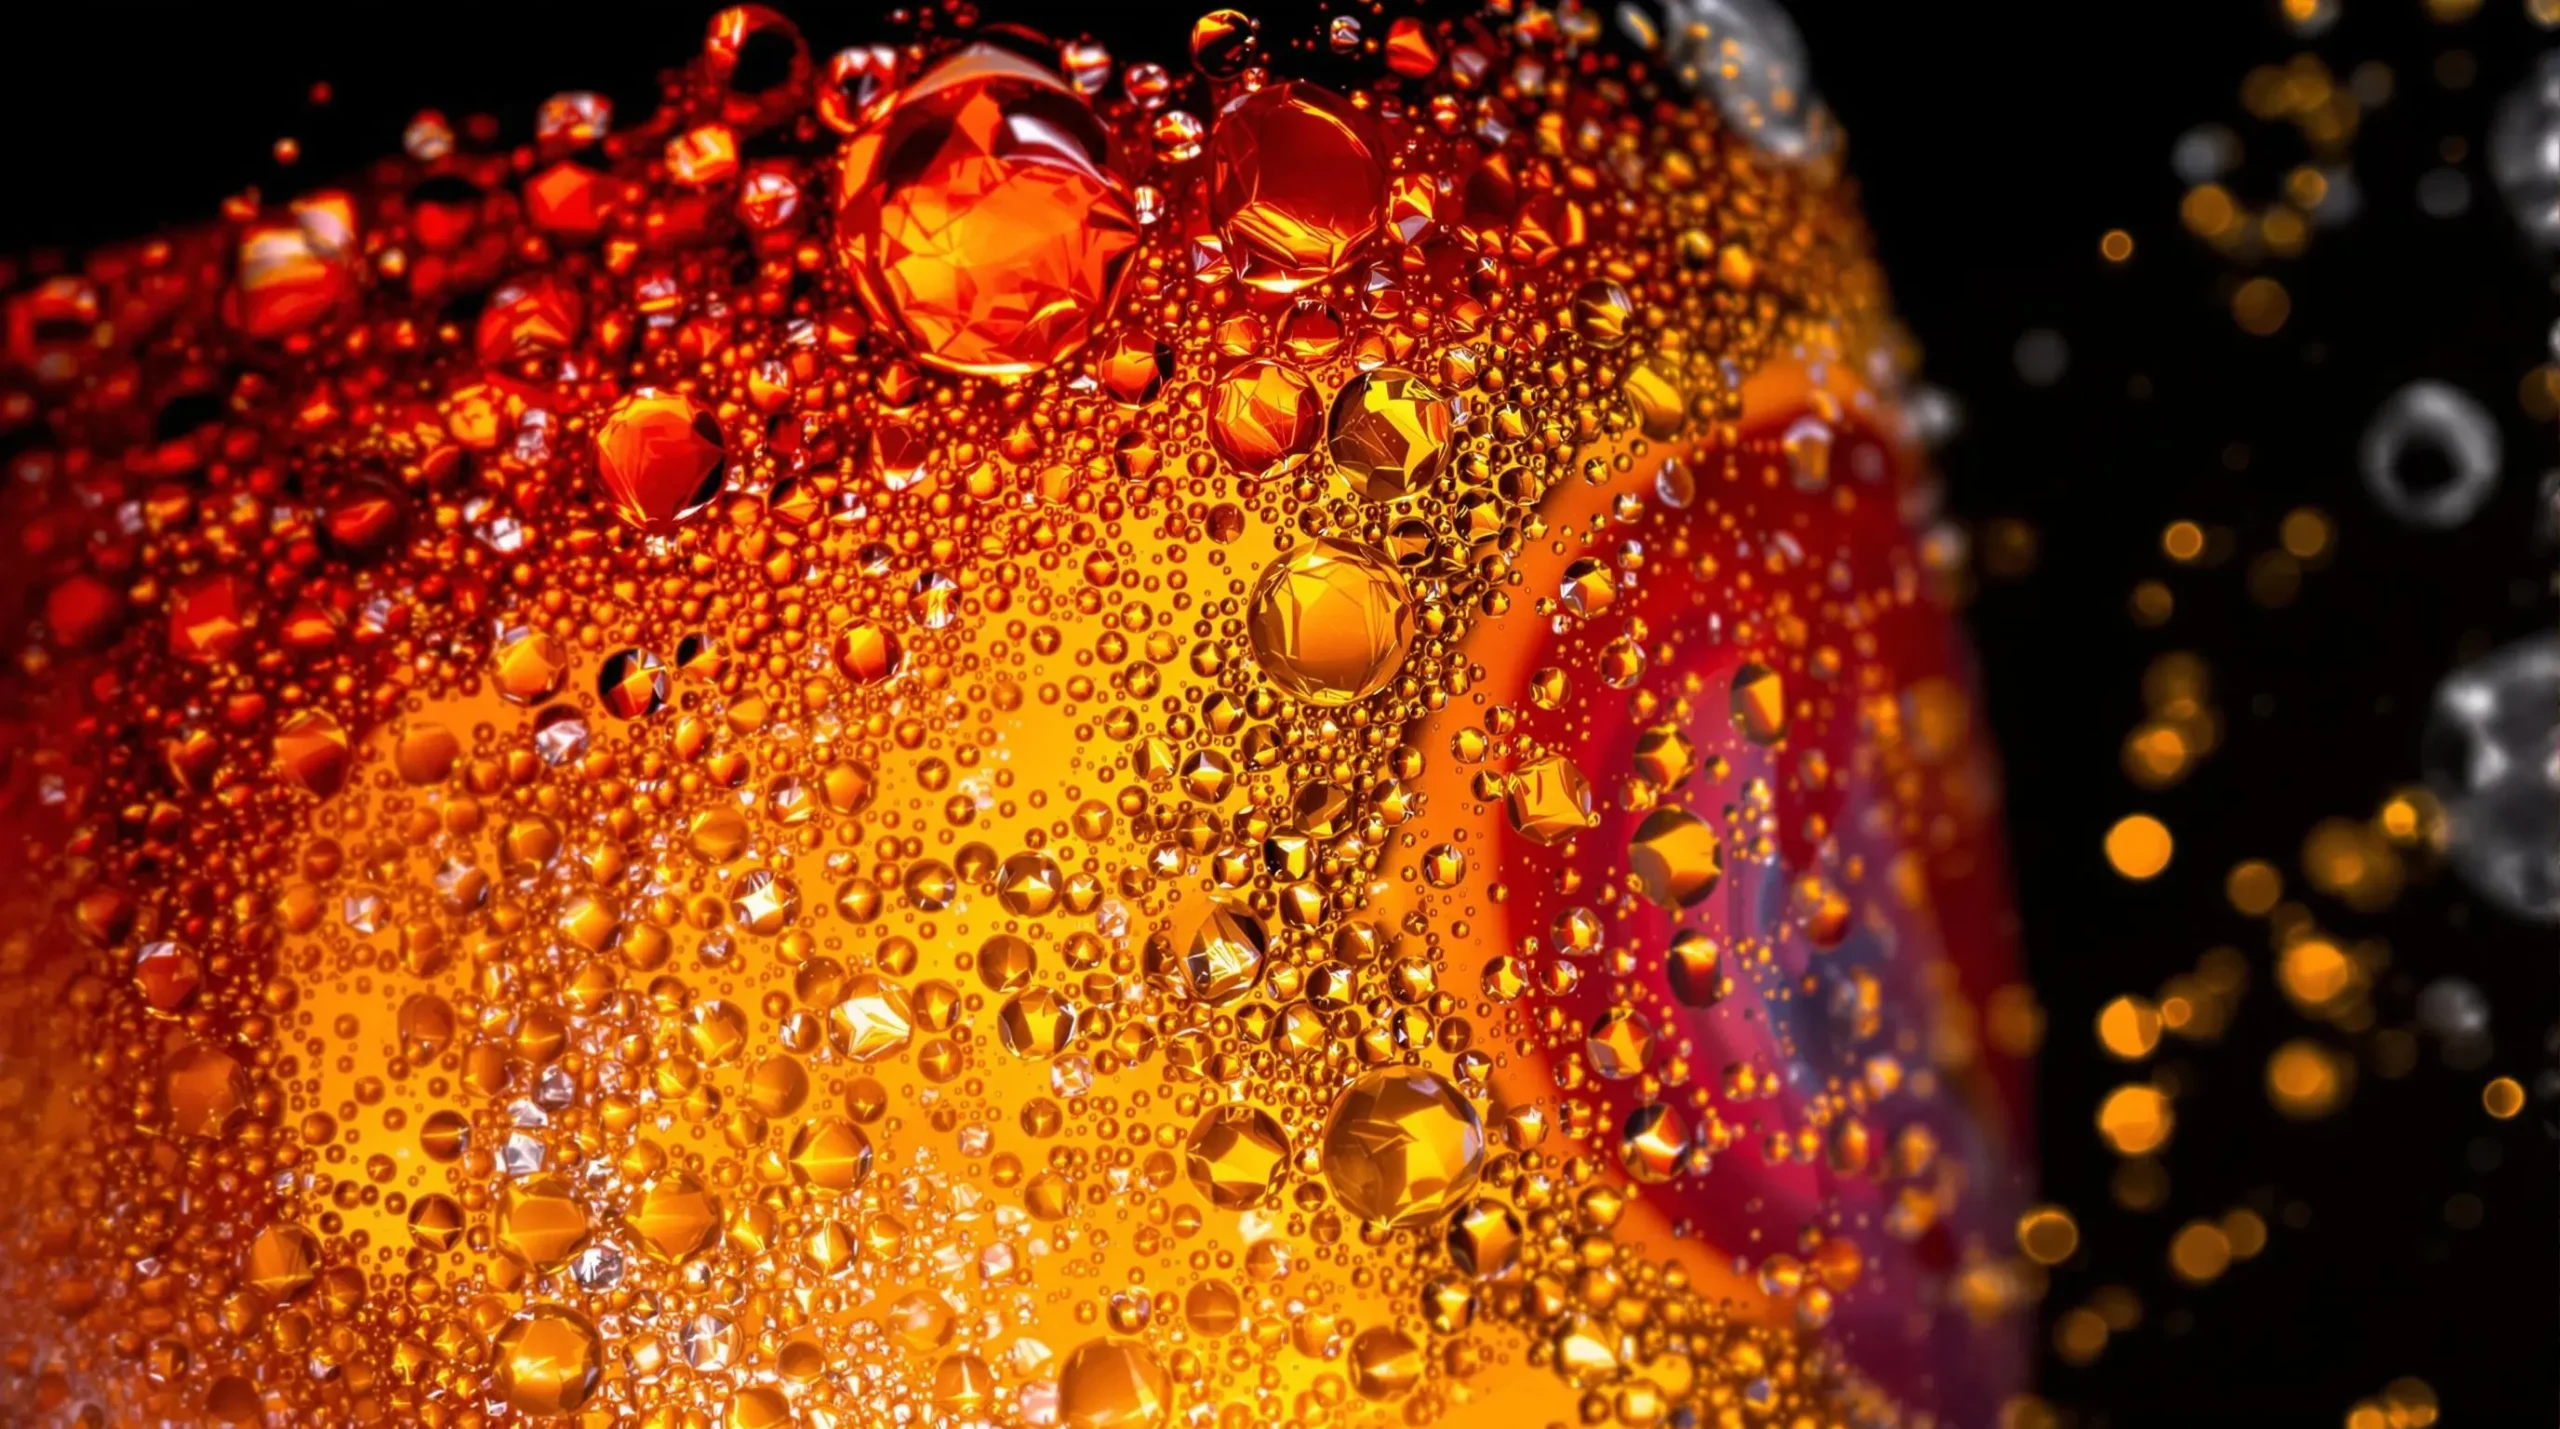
[0,4,2030,1427]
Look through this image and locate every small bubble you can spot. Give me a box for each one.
[2014,329,2068,387]
[2361,381,2501,530]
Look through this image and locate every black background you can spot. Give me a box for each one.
[2,2,2551,1424]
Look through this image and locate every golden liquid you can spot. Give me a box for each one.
[0,7,2030,1427]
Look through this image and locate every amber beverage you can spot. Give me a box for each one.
[0,5,2033,1427]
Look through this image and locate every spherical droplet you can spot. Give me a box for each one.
[1189,9,1260,79]
[1207,82,1385,292]
[2017,1205,2081,1265]
[1349,1325,1424,1399]
[1616,1103,1691,1184]
[834,46,1138,375]
[1184,1104,1289,1209]
[1586,1007,1656,1080]
[1318,1065,1485,1228]
[394,722,461,785]
[593,389,725,529]
[1446,1200,1522,1278]
[1628,808,1723,910]
[1057,1337,1171,1429]
[494,1305,604,1415]
[1730,661,1789,742]
[1097,330,1172,405]
[132,940,203,1013]
[1208,357,1321,475]
[828,974,916,1062]
[2104,814,2174,881]
[1504,753,1597,845]
[817,45,902,134]
[1327,369,1452,501]
[996,987,1078,1058]
[597,647,669,719]
[242,1221,320,1299]
[977,932,1038,992]
[1570,279,1635,346]
[837,622,904,684]
[493,626,570,705]
[165,1041,250,1139]
[273,709,351,798]
[788,1117,874,1192]
[1180,899,1270,1004]
[623,1169,722,1262]
[1666,931,1728,1007]
[1246,539,1416,705]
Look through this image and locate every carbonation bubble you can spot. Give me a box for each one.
[2170,124,2241,185]
[2421,632,2560,922]
[2415,978,2493,1069]
[1327,369,1452,501]
[1318,1066,1485,1228]
[1056,1337,1171,1429]
[1184,1104,1290,1209]
[833,45,1139,375]
[2014,328,2068,387]
[1207,81,1385,292]
[1245,538,1416,704]
[593,389,726,529]
[494,1306,604,1415]
[2361,381,2501,530]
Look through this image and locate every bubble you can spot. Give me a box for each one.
[2170,124,2241,185]
[2014,328,2069,387]
[494,1306,604,1415]
[2310,165,2362,228]
[2415,978,2489,1039]
[1183,1104,1290,1209]
[1654,455,1697,508]
[2361,381,2501,530]
[833,45,1138,375]
[2416,167,2472,220]
[592,389,726,529]
[1319,1067,1486,1228]
[1904,384,1963,449]
[1244,538,1416,704]
[1207,82,1384,292]
[2490,52,2560,252]
[2421,632,2560,922]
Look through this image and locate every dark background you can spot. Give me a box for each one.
[3,2,2551,1423]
